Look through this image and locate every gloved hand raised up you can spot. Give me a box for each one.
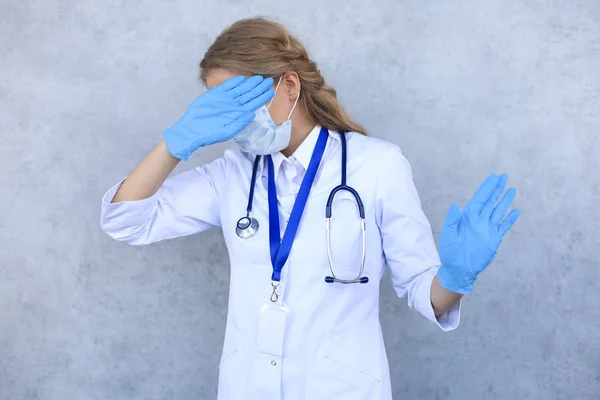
[437,174,520,294]
[163,75,275,161]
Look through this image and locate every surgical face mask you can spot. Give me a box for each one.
[233,76,300,155]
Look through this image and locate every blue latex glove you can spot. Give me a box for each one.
[163,75,275,161]
[437,174,521,294]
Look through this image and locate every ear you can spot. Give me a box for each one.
[281,71,301,101]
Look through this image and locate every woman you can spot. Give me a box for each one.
[101,17,519,400]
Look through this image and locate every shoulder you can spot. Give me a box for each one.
[193,146,253,184]
[343,131,408,170]
[341,132,415,198]
[195,146,253,173]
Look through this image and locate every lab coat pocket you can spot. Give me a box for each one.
[218,352,242,399]
[306,324,381,400]
[217,332,246,400]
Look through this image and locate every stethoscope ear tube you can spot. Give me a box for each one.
[325,216,368,284]
[325,276,369,284]
[325,186,365,219]
[323,132,369,284]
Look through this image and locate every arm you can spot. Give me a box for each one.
[100,155,225,245]
[101,75,276,245]
[112,140,180,203]
[376,146,461,331]
[112,75,276,203]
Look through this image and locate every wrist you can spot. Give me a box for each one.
[437,264,474,295]
[163,127,194,161]
[431,276,463,316]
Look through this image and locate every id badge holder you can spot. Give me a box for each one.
[250,281,288,396]
[251,300,288,398]
[257,300,289,356]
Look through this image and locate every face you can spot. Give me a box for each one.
[205,68,301,126]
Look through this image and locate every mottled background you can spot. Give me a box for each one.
[1,0,599,399]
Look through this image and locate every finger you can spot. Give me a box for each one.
[241,88,276,111]
[227,75,266,98]
[211,75,246,93]
[465,174,500,214]
[237,78,275,107]
[499,209,520,237]
[222,111,256,139]
[443,204,462,233]
[481,174,507,217]
[490,187,517,224]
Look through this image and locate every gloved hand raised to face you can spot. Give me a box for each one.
[163,75,275,161]
[437,174,520,294]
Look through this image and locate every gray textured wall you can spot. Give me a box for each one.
[1,0,599,399]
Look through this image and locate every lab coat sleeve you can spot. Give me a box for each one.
[376,146,460,331]
[100,158,225,245]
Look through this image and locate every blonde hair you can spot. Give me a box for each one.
[199,18,367,135]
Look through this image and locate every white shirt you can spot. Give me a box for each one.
[100,125,460,400]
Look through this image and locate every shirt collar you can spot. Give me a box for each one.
[255,125,340,178]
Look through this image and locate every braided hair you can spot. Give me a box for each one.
[199,17,367,136]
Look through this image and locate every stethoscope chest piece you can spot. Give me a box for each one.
[236,215,259,239]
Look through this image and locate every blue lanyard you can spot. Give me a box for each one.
[267,127,329,282]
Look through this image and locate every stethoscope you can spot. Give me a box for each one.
[236,132,368,284]
[235,155,262,239]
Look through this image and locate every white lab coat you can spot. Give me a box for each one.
[100,126,460,400]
